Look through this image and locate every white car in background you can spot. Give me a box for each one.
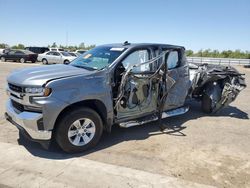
[49,48,65,52]
[68,52,79,57]
[38,51,76,64]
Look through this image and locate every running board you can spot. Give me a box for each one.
[119,106,189,128]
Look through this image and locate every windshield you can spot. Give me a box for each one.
[70,46,126,70]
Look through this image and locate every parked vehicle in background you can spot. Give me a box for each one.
[68,52,79,57]
[38,51,76,64]
[25,47,50,54]
[49,48,65,52]
[75,49,86,54]
[0,49,38,63]
[0,49,5,55]
[4,43,246,153]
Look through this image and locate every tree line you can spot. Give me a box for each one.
[186,49,250,59]
[0,42,96,51]
[1,42,249,59]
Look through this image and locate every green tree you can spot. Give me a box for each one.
[11,44,25,49]
[195,50,203,57]
[79,42,85,49]
[211,50,220,58]
[191,49,250,59]
[0,43,8,48]
[185,50,193,57]
[202,49,211,57]
[51,42,57,48]
[85,44,95,50]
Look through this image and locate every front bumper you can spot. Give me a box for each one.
[5,99,52,141]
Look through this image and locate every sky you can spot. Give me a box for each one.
[0,0,249,51]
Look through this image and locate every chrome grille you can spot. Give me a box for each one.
[8,83,23,93]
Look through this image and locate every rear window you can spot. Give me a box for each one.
[25,47,49,54]
[23,50,35,54]
[61,52,71,56]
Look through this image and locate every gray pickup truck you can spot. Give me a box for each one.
[5,42,246,153]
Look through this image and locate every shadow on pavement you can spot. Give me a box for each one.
[17,101,249,160]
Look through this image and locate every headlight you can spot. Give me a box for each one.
[25,87,52,96]
[25,87,44,93]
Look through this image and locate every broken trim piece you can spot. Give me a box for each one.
[189,63,246,113]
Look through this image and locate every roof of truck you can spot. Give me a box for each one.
[99,42,185,50]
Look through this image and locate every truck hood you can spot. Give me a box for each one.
[7,64,93,86]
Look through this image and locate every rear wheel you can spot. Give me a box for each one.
[64,60,70,64]
[20,58,25,63]
[1,57,6,62]
[42,59,48,65]
[55,107,103,153]
[32,60,36,63]
[201,94,213,113]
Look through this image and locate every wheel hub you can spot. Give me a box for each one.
[67,118,96,146]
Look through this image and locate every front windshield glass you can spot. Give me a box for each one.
[70,46,126,70]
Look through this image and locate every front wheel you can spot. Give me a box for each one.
[55,107,103,153]
[42,59,48,65]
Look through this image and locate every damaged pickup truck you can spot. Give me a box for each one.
[5,42,246,153]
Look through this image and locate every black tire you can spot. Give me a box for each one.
[32,60,36,63]
[55,107,103,153]
[201,94,213,113]
[64,60,70,64]
[20,58,26,63]
[42,58,48,65]
[1,57,6,62]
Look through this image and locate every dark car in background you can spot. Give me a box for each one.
[25,47,50,54]
[0,49,38,63]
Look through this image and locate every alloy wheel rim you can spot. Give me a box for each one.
[68,118,96,146]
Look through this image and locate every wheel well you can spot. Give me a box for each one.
[55,99,108,131]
